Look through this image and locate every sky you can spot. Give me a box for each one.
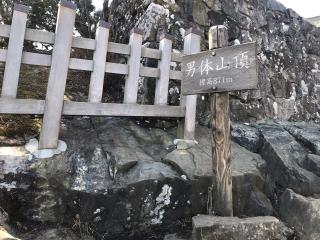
[92,0,320,18]
[276,0,320,18]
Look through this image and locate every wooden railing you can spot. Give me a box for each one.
[0,1,201,149]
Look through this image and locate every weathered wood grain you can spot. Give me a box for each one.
[69,58,92,71]
[25,28,55,44]
[123,28,143,104]
[63,102,185,117]
[169,70,183,80]
[39,2,76,149]
[179,28,201,140]
[0,50,131,75]
[140,66,159,78]
[155,34,173,105]
[181,41,258,95]
[141,47,161,59]
[1,5,28,98]
[105,63,128,75]
[108,42,130,55]
[0,98,45,114]
[0,23,183,61]
[88,21,110,102]
[0,24,10,38]
[72,36,95,49]
[171,52,185,62]
[0,98,185,117]
[209,25,233,216]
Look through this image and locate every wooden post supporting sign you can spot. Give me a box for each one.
[209,26,232,216]
[181,25,258,216]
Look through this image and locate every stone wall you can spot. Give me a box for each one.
[105,0,320,122]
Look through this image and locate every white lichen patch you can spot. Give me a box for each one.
[290,86,297,100]
[301,80,309,96]
[72,155,88,191]
[92,147,102,162]
[93,208,101,215]
[150,184,172,224]
[0,181,17,191]
[281,22,290,33]
[273,102,278,118]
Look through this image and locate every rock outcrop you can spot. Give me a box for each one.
[280,189,320,240]
[106,0,320,123]
[0,118,319,239]
[258,122,320,196]
[0,118,272,239]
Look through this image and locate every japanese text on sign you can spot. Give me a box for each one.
[181,42,258,95]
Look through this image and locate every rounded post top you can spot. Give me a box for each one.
[59,0,77,10]
[98,20,111,29]
[130,28,144,36]
[185,27,203,37]
[159,33,173,41]
[13,3,30,13]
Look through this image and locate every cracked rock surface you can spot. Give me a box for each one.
[280,189,320,240]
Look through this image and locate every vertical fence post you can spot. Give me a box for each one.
[88,20,111,102]
[1,4,29,98]
[180,28,201,140]
[123,28,143,104]
[209,25,233,216]
[39,0,76,149]
[154,33,173,105]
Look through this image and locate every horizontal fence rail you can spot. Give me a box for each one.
[0,24,185,61]
[0,1,201,149]
[0,99,186,117]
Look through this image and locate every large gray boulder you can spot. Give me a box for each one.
[231,123,262,153]
[304,154,320,177]
[0,118,271,239]
[258,123,320,195]
[279,189,320,240]
[192,215,293,240]
[284,123,320,155]
[164,125,272,217]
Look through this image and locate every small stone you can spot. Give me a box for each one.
[174,139,197,150]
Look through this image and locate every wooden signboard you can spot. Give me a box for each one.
[181,42,258,95]
[180,25,258,217]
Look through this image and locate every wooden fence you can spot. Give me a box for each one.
[0,1,201,149]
